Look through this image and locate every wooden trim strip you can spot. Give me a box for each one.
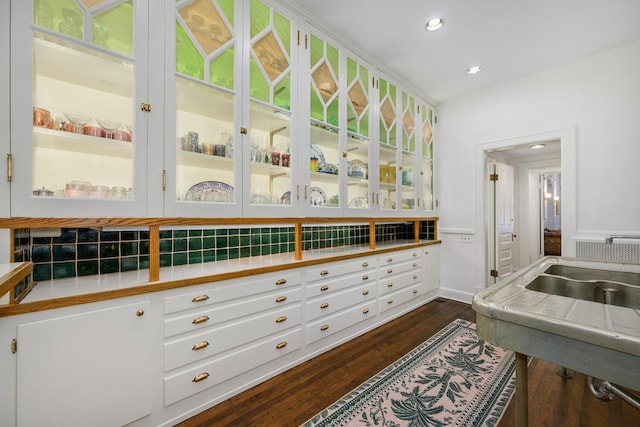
[0,262,33,304]
[414,220,420,242]
[148,225,159,282]
[294,222,302,260]
[0,241,441,317]
[369,220,376,250]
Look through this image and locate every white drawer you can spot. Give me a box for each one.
[164,328,301,406]
[164,287,301,338]
[164,304,301,372]
[164,271,301,314]
[306,283,376,321]
[379,270,422,296]
[378,249,421,266]
[379,259,422,278]
[306,269,375,298]
[306,257,376,283]
[306,301,378,344]
[380,283,424,313]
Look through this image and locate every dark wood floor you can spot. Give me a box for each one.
[177,299,640,427]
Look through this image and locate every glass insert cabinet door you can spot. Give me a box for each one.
[345,53,372,215]
[10,0,149,217]
[247,0,296,214]
[419,101,435,212]
[400,90,417,212]
[377,75,399,213]
[165,0,241,217]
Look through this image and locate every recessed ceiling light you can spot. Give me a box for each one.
[530,144,546,149]
[425,18,444,32]
[466,66,482,75]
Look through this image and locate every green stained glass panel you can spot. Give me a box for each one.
[176,22,204,80]
[347,103,357,130]
[310,87,323,121]
[410,96,415,111]
[274,74,290,110]
[402,92,408,109]
[389,124,396,146]
[250,57,269,102]
[93,1,134,56]
[327,44,339,78]
[35,0,83,39]
[310,34,323,67]
[347,58,357,84]
[327,97,339,127]
[273,12,290,56]
[210,47,234,89]
[218,0,235,29]
[250,0,269,38]
[379,78,387,102]
[379,122,387,144]
[390,84,396,102]
[361,110,369,137]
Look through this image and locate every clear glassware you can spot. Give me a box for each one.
[63,111,91,133]
[96,119,121,139]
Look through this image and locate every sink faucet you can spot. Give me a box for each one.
[605,235,640,244]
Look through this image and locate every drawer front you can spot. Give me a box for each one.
[164,304,301,372]
[164,271,301,314]
[306,269,375,298]
[379,259,422,278]
[306,301,378,344]
[164,328,301,406]
[379,270,423,296]
[380,283,424,313]
[378,250,421,266]
[306,283,376,321]
[164,287,301,338]
[306,257,376,283]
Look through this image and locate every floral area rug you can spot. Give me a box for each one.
[302,319,515,427]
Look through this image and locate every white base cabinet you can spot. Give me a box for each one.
[0,246,440,426]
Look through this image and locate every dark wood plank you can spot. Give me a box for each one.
[177,299,640,427]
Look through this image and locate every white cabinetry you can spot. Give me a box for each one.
[424,245,440,293]
[15,299,151,427]
[378,249,423,312]
[162,270,302,406]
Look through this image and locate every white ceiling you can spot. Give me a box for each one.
[290,0,640,104]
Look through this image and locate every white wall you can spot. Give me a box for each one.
[436,41,640,302]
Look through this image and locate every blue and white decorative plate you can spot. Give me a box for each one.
[309,186,327,206]
[310,144,326,164]
[185,181,233,201]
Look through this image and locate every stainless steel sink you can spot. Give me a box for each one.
[543,264,640,285]
[526,275,640,309]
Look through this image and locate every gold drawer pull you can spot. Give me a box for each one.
[320,324,329,331]
[387,299,393,304]
[413,289,418,294]
[320,303,329,309]
[387,282,393,288]
[363,308,370,314]
[413,275,418,280]
[412,252,418,257]
[413,262,418,267]
[276,341,288,349]
[275,278,287,285]
[320,270,329,276]
[362,275,369,280]
[387,257,393,262]
[387,269,393,274]
[362,290,369,295]
[192,295,210,303]
[275,316,287,323]
[275,296,287,303]
[362,262,369,267]
[320,285,329,291]
[192,315,209,324]
[192,372,210,383]
[192,341,210,351]
[136,310,144,317]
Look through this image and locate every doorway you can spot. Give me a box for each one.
[474,128,576,288]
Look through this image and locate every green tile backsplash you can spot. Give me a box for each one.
[19,221,435,282]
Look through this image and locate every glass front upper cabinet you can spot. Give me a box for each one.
[419,100,435,212]
[247,0,295,214]
[400,90,416,212]
[377,75,398,213]
[166,0,241,217]
[345,53,372,215]
[306,26,341,213]
[10,0,148,217]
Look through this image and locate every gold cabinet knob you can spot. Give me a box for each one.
[362,308,370,314]
[320,270,329,276]
[320,285,329,291]
[387,257,393,263]
[275,278,287,285]
[412,252,418,257]
[362,290,369,295]
[413,289,418,294]
[387,282,393,288]
[362,262,369,267]
[413,262,418,267]
[320,324,329,331]
[362,275,369,280]
[320,303,329,309]
[136,310,144,317]
[192,295,210,303]
[276,341,288,349]
[413,275,418,280]
[387,299,393,304]
[387,269,393,274]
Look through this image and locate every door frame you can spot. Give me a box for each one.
[474,128,576,290]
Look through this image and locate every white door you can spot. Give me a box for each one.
[492,162,515,282]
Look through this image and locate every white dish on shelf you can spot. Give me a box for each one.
[309,186,327,206]
[185,181,233,202]
[348,196,367,208]
[310,144,326,164]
